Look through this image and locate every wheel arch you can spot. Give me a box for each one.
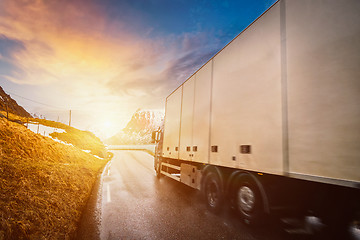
[227,170,270,214]
[201,165,224,193]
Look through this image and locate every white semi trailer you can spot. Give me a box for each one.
[153,0,360,232]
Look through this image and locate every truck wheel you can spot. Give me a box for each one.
[234,175,264,225]
[203,171,224,213]
[348,211,360,240]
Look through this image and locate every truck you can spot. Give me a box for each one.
[152,0,360,234]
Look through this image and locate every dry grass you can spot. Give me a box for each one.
[0,111,107,158]
[0,111,26,123]
[50,130,106,158]
[0,118,109,239]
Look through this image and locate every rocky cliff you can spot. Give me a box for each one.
[106,109,164,145]
[0,86,31,118]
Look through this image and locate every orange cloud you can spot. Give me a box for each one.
[0,0,222,136]
[0,0,159,89]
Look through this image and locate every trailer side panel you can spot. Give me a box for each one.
[286,0,360,184]
[210,3,283,174]
[163,87,183,158]
[192,61,212,164]
[179,77,195,161]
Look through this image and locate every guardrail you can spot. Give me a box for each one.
[107,145,156,156]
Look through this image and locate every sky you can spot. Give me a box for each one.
[0,0,276,139]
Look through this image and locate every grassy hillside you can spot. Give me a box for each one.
[0,117,109,239]
[0,111,107,158]
[0,86,32,118]
[50,130,106,158]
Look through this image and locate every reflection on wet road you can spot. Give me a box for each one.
[76,150,321,240]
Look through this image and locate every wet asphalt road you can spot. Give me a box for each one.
[76,150,321,240]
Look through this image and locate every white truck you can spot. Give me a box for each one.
[153,0,360,233]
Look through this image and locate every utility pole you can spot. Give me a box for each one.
[69,110,71,127]
[5,97,9,120]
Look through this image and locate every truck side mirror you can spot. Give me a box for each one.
[151,131,157,143]
[152,130,161,143]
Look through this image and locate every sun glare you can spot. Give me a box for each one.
[103,121,113,129]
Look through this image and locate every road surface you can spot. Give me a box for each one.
[76,150,328,240]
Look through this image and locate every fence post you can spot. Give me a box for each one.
[5,98,9,120]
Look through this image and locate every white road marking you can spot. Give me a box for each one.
[107,162,111,175]
[107,184,111,203]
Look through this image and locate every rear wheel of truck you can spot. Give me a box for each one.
[203,171,224,213]
[234,174,264,225]
[348,211,360,240]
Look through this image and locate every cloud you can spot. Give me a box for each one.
[106,32,220,100]
[0,35,26,59]
[157,32,221,91]
[0,0,227,135]
[0,35,27,81]
[0,0,150,86]
[163,49,216,83]
[0,59,25,81]
[0,0,225,98]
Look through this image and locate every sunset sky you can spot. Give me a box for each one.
[0,0,276,139]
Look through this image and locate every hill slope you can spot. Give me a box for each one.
[0,87,107,157]
[0,86,31,118]
[0,111,108,158]
[0,117,108,239]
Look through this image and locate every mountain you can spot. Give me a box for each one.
[0,86,32,118]
[106,109,164,145]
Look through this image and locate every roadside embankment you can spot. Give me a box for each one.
[0,117,109,239]
[0,111,108,158]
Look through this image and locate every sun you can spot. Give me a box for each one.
[103,121,113,129]
[93,120,117,140]
[90,114,128,140]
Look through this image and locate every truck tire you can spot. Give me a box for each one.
[234,174,264,225]
[203,171,224,213]
[348,211,360,240]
